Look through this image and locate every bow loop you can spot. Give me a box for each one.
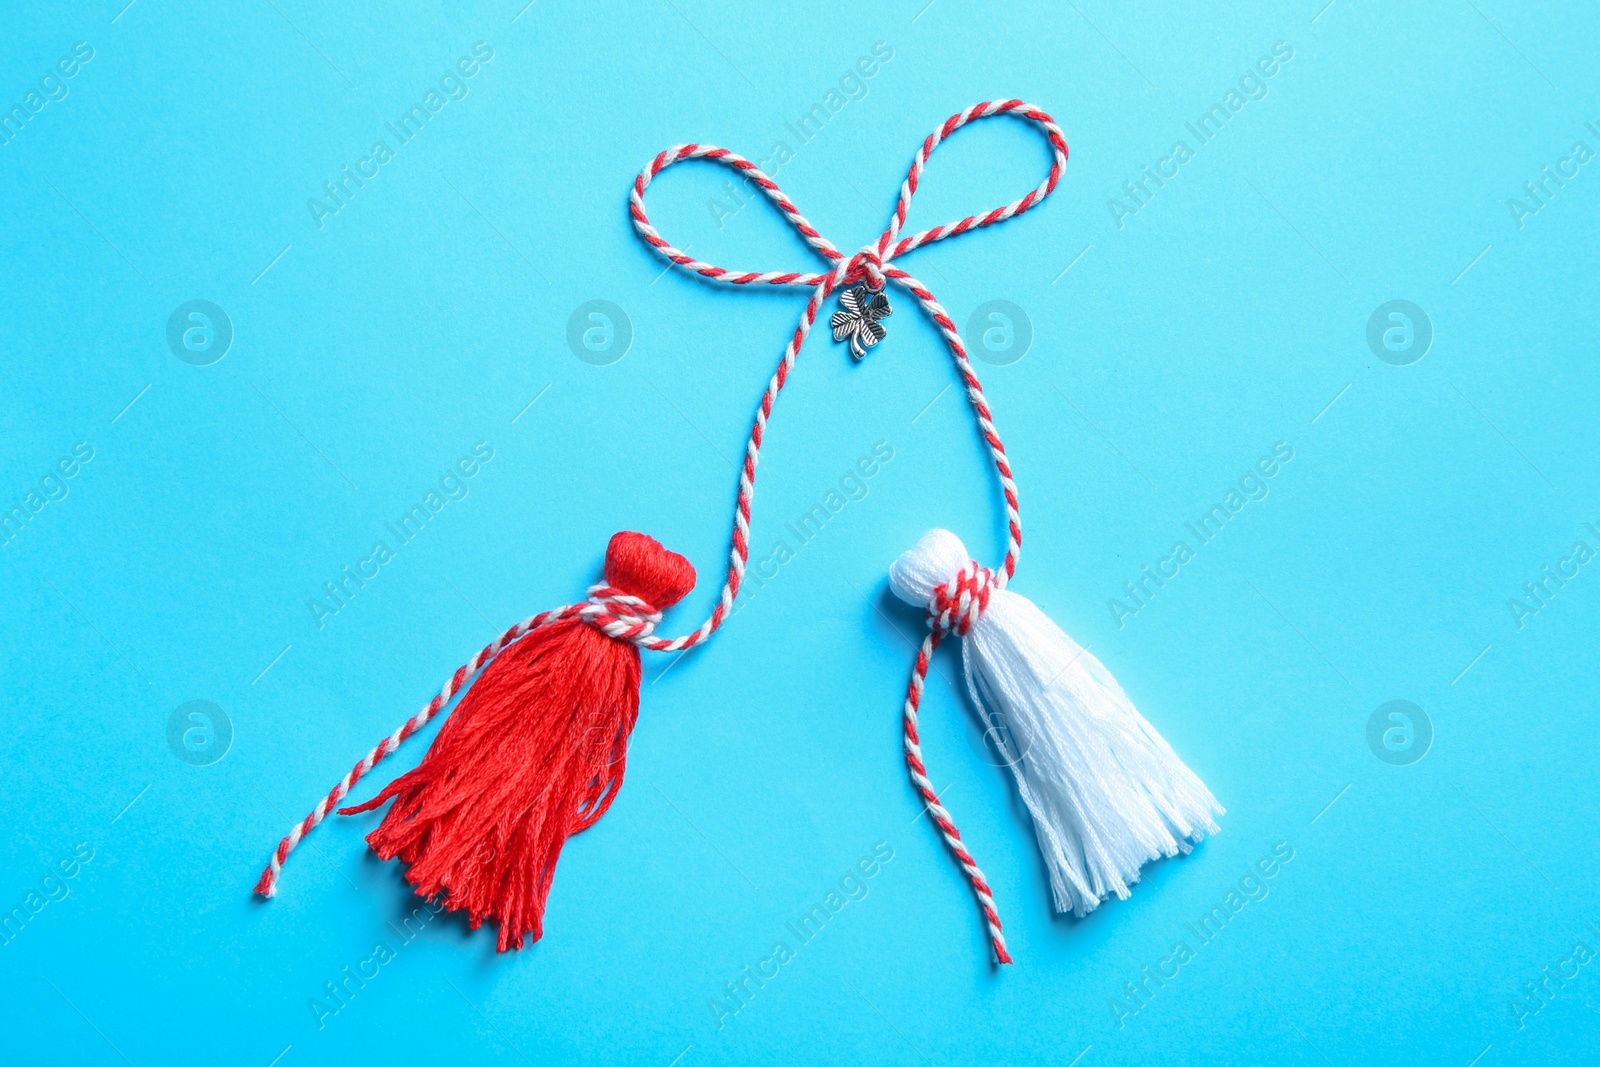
[629,100,1067,294]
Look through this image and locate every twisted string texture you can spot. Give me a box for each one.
[256,100,1069,903]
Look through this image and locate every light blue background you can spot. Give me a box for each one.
[3,0,1599,1064]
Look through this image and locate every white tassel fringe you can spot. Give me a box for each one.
[890,529,1222,917]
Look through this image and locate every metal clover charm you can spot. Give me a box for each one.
[831,285,892,359]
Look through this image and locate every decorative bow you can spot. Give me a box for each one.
[629,101,1071,963]
[628,98,1069,607]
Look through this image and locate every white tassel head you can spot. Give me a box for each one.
[891,529,996,637]
[891,529,1223,919]
[890,528,977,609]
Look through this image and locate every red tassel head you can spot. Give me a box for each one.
[603,530,696,610]
[339,531,694,950]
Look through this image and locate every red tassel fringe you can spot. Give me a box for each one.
[340,532,695,951]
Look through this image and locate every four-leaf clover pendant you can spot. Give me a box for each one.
[831,285,892,360]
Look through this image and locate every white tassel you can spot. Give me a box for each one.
[890,529,1222,919]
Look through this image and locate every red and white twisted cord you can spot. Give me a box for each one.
[255,587,664,895]
[902,629,1011,964]
[629,98,1064,639]
[257,100,1069,911]
[901,561,1012,963]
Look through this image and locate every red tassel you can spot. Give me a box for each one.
[338,531,696,951]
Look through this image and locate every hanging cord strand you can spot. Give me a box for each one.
[256,99,1069,902]
[901,560,1013,964]
[904,630,1013,965]
[630,98,1068,618]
